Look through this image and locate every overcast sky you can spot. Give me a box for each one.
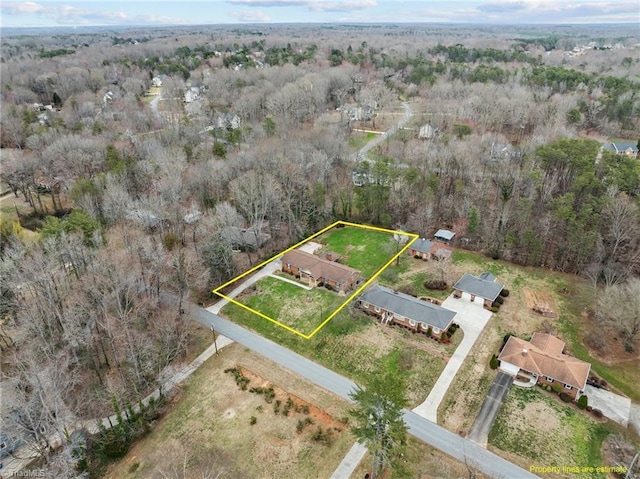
[1,0,638,27]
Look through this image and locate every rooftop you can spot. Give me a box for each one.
[360,284,457,330]
[453,272,504,301]
[498,334,590,390]
[282,249,361,286]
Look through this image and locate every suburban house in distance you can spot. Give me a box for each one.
[453,272,504,309]
[498,333,591,400]
[408,238,453,260]
[358,284,457,339]
[220,225,270,251]
[434,229,455,243]
[603,141,639,158]
[281,249,362,293]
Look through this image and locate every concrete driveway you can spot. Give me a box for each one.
[412,294,493,422]
[585,385,631,427]
[467,372,514,446]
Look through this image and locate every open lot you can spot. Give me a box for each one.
[104,343,354,479]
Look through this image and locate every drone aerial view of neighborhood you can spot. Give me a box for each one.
[1,1,640,478]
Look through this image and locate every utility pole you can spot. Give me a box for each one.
[211,325,218,355]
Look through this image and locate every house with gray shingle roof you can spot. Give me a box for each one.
[603,141,638,158]
[358,284,457,339]
[453,272,504,309]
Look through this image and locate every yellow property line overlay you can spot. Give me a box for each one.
[213,220,419,339]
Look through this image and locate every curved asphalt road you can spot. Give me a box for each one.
[190,303,538,479]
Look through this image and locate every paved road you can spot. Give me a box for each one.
[193,303,538,479]
[467,371,514,446]
[413,295,493,422]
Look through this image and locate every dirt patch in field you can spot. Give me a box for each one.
[522,401,560,432]
[523,288,557,318]
[240,368,345,431]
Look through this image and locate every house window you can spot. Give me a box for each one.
[564,384,572,390]
[546,377,554,383]
[362,302,369,309]
[432,327,440,334]
[287,263,291,269]
[374,306,380,313]
[408,319,416,326]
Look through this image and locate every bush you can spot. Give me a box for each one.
[162,232,180,251]
[414,254,421,259]
[500,289,510,297]
[553,383,562,394]
[559,392,572,403]
[491,306,499,313]
[425,279,447,290]
[491,301,501,309]
[426,326,432,337]
[495,296,504,305]
[592,409,603,418]
[250,416,257,425]
[489,354,499,370]
[577,395,588,410]
[398,284,416,296]
[586,406,592,412]
[273,399,281,414]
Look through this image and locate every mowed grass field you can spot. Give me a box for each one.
[316,225,398,277]
[488,387,611,479]
[230,276,346,335]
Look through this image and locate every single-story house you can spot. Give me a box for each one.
[453,272,503,309]
[282,249,362,293]
[498,333,590,400]
[603,141,638,158]
[152,77,163,87]
[220,225,270,251]
[434,229,455,243]
[358,284,456,339]
[408,238,452,260]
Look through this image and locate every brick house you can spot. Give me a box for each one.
[358,284,457,339]
[281,249,362,293]
[408,238,453,260]
[453,272,504,309]
[498,333,591,400]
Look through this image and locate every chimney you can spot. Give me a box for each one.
[522,348,528,356]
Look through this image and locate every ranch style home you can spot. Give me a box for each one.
[358,284,457,339]
[408,238,453,261]
[453,272,504,309]
[281,249,362,293]
[498,333,591,400]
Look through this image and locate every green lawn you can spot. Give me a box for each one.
[316,226,396,277]
[232,276,345,335]
[489,387,610,478]
[349,131,377,151]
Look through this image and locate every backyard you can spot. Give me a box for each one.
[315,224,399,277]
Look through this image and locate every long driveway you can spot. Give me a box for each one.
[354,102,412,162]
[193,303,538,479]
[413,295,493,422]
[467,371,514,446]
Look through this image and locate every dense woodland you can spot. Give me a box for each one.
[1,23,639,477]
